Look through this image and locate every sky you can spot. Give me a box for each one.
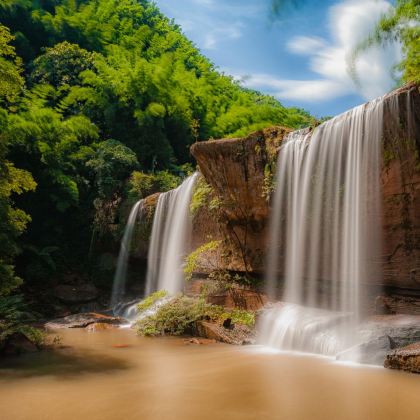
[154,0,402,117]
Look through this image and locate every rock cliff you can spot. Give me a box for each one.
[190,126,290,274]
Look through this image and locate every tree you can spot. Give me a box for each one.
[351,0,420,84]
[0,25,36,295]
[30,41,96,87]
[0,24,24,106]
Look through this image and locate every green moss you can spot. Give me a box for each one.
[262,163,275,200]
[135,295,255,337]
[137,290,168,312]
[184,241,221,281]
[190,176,214,216]
[226,309,255,327]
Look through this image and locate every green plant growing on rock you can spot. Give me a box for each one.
[137,290,168,313]
[190,175,214,216]
[0,295,44,350]
[135,295,255,337]
[184,241,221,281]
[136,295,209,336]
[262,163,276,201]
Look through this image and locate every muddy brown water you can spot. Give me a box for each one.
[0,328,419,420]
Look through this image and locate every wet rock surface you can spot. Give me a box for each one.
[86,322,119,332]
[337,314,420,365]
[196,320,255,345]
[374,294,420,315]
[385,342,420,374]
[336,335,396,366]
[186,279,268,311]
[45,312,126,330]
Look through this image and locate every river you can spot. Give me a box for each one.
[0,328,419,420]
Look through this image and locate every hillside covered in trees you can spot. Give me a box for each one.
[0,0,314,322]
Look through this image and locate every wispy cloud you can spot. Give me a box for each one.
[241,0,402,103]
[287,36,327,55]
[157,0,265,50]
[204,24,244,50]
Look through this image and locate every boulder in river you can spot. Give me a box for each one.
[196,320,255,345]
[45,312,125,330]
[385,342,420,374]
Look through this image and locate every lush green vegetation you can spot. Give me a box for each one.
[0,0,312,314]
[136,294,255,337]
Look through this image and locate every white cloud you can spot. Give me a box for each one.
[236,73,351,102]
[243,0,402,103]
[204,24,244,50]
[287,36,327,55]
[157,0,265,50]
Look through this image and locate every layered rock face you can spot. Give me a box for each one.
[190,85,420,296]
[190,126,290,274]
[381,84,420,290]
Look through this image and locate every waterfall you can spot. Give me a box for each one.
[111,199,144,309]
[259,96,384,355]
[145,173,198,295]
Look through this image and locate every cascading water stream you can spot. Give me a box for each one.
[112,173,198,321]
[145,173,198,295]
[259,96,385,356]
[111,199,144,311]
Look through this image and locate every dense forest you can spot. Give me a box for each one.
[0,0,314,327]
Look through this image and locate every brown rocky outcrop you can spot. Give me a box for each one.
[191,126,289,222]
[375,294,420,315]
[195,320,255,345]
[381,84,420,289]
[86,322,118,332]
[385,342,420,373]
[190,126,290,273]
[185,279,268,310]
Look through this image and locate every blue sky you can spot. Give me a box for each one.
[154,0,401,117]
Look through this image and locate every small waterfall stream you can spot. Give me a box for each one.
[111,199,144,310]
[259,96,385,356]
[145,173,198,295]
